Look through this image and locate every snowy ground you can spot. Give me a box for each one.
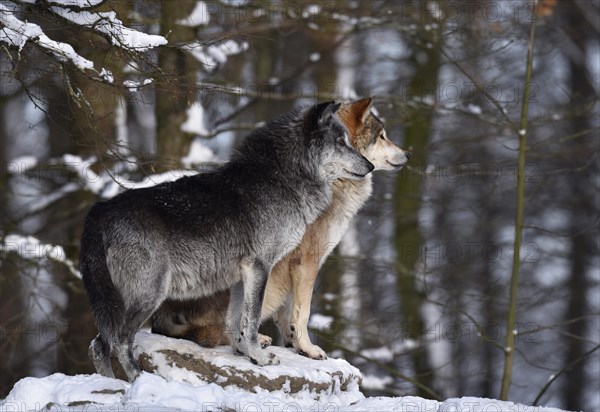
[1,333,567,412]
[1,374,568,412]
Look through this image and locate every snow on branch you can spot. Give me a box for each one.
[1,1,167,85]
[19,0,106,9]
[0,4,94,71]
[182,39,249,71]
[1,234,81,278]
[48,6,167,51]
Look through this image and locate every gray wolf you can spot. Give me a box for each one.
[151,98,411,359]
[80,101,374,381]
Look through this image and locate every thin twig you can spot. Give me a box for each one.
[438,47,514,127]
[499,0,538,400]
[532,344,600,405]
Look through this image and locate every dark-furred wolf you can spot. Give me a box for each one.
[151,98,411,359]
[80,102,374,381]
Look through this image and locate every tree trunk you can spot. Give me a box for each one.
[0,85,6,229]
[155,0,198,171]
[562,5,594,410]
[393,2,442,397]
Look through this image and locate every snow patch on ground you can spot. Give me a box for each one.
[1,372,567,412]
[309,313,334,329]
[361,374,393,390]
[176,1,210,26]
[3,373,128,411]
[181,102,209,136]
[181,138,214,168]
[0,333,567,412]
[360,346,394,362]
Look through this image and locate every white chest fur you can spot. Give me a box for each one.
[319,175,373,266]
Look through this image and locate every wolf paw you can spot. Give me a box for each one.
[258,333,272,348]
[296,343,327,360]
[231,336,248,357]
[282,336,294,348]
[249,350,279,366]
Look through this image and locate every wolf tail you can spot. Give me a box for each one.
[80,203,124,342]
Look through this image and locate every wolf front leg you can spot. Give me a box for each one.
[287,257,327,360]
[227,281,246,355]
[229,259,279,365]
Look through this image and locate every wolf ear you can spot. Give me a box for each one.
[318,101,342,125]
[354,97,373,124]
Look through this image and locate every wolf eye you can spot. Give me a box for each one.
[379,133,386,140]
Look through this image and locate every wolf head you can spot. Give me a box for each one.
[338,97,411,171]
[307,101,374,181]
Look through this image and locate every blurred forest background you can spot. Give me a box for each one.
[1,0,598,410]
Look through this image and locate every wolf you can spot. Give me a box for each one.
[80,101,374,381]
[151,98,411,359]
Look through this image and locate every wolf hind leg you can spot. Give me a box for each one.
[115,302,161,381]
[114,341,140,381]
[273,302,293,348]
[89,334,114,378]
[108,245,168,381]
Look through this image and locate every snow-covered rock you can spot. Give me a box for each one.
[134,332,362,399]
[0,332,567,411]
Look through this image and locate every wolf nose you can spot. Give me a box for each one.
[405,151,412,160]
[366,160,375,173]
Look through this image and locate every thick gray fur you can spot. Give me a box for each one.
[80,101,374,380]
